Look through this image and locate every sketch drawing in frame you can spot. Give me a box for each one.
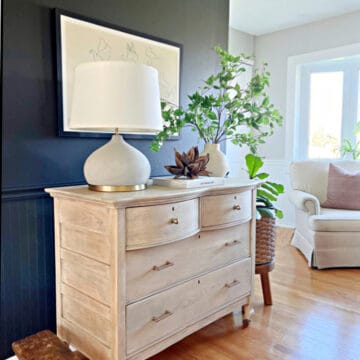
[55,9,182,139]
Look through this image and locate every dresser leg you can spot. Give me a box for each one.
[242,304,251,328]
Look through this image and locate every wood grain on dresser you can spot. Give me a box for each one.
[46,179,259,360]
[60,223,111,264]
[126,222,250,302]
[60,248,111,305]
[201,190,252,228]
[126,259,251,355]
[126,198,199,249]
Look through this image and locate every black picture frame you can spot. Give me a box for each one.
[55,9,182,140]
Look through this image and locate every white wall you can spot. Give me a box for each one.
[255,11,360,160]
[229,27,255,55]
[228,11,360,226]
[227,28,255,179]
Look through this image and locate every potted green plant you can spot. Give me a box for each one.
[245,153,284,266]
[245,153,284,219]
[336,123,360,160]
[151,46,282,176]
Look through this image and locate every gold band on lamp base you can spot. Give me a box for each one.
[88,184,147,192]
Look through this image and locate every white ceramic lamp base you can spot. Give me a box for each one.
[84,134,150,192]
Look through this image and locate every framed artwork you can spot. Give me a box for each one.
[55,9,182,139]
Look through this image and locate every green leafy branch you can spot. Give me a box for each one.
[150,46,282,153]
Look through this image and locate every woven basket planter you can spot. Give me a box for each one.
[256,216,276,265]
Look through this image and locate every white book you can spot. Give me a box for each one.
[152,176,224,189]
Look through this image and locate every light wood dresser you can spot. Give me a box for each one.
[46,179,259,360]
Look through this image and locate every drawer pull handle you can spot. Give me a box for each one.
[225,240,241,247]
[225,280,240,288]
[152,310,173,322]
[233,204,241,211]
[153,261,174,271]
[171,218,179,224]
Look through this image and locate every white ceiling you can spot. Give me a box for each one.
[230,0,360,36]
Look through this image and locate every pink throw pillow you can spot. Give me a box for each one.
[322,163,360,210]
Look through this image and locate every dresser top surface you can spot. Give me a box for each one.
[45,178,260,207]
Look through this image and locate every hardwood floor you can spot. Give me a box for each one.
[151,228,360,360]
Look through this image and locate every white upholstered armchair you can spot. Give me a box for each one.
[289,160,360,269]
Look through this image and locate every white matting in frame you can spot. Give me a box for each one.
[56,9,181,137]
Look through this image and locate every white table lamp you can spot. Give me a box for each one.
[69,61,163,192]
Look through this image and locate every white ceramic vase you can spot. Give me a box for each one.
[201,143,230,177]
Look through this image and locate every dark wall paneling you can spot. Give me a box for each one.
[1,194,56,357]
[1,0,229,357]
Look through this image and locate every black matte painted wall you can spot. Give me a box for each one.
[1,0,229,357]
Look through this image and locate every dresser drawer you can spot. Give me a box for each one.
[126,199,199,249]
[126,258,251,355]
[201,190,252,228]
[126,222,250,302]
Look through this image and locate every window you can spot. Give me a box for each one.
[296,57,360,159]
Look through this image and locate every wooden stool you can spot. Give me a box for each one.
[256,260,274,305]
[12,330,88,360]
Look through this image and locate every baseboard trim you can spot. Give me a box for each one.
[276,224,296,229]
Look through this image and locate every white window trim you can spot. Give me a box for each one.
[286,42,360,161]
[298,61,360,159]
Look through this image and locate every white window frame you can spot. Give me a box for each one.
[297,60,360,160]
[286,43,360,161]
